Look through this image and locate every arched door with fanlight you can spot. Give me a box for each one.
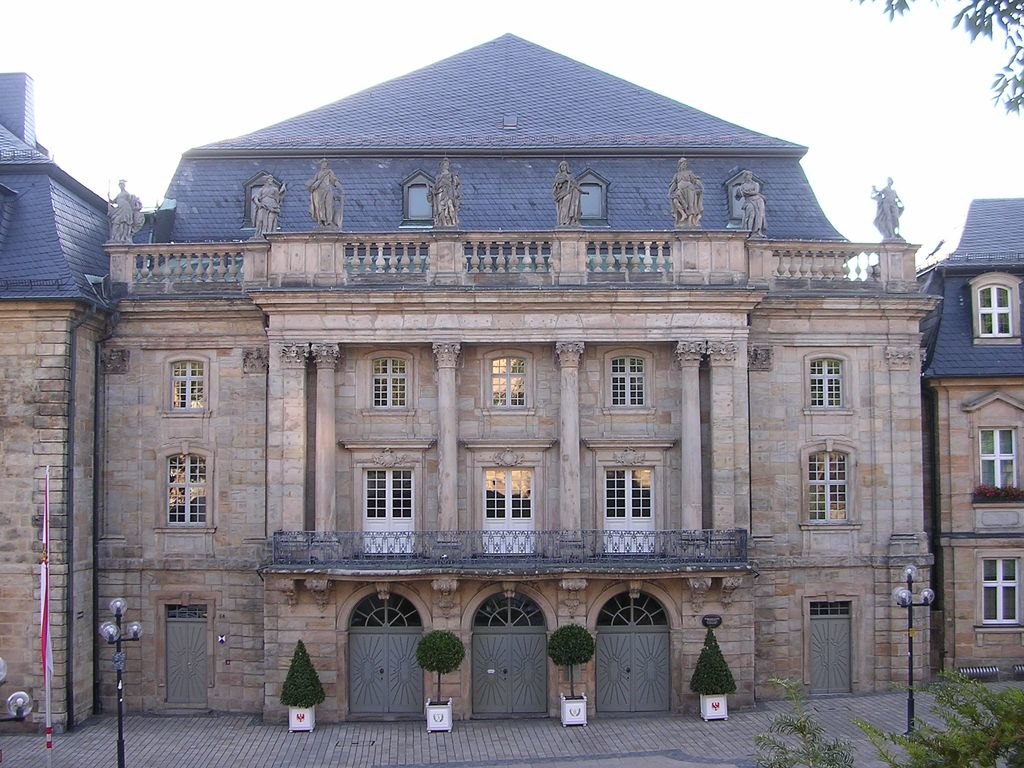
[348,594,423,715]
[595,592,670,713]
[471,593,547,715]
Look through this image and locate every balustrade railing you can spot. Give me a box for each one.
[344,239,429,274]
[271,528,748,570]
[133,248,244,285]
[586,238,672,275]
[464,239,552,273]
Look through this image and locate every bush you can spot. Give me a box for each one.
[755,678,854,768]
[280,640,325,708]
[547,623,595,698]
[415,630,465,703]
[688,627,736,696]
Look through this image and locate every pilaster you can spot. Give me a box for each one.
[555,342,584,530]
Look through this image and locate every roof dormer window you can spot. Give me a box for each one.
[969,272,1021,344]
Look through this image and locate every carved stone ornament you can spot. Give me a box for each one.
[429,158,461,228]
[552,161,583,227]
[502,581,517,599]
[674,340,705,367]
[668,157,704,229]
[628,580,643,600]
[432,342,461,369]
[371,447,410,468]
[242,347,269,374]
[310,343,340,369]
[100,348,130,374]
[106,179,145,243]
[492,448,524,467]
[688,576,712,611]
[555,341,585,367]
[307,159,344,230]
[282,579,298,607]
[250,174,286,239]
[871,177,904,242]
[720,576,743,605]
[375,581,391,601]
[560,578,587,616]
[612,447,647,466]
[279,344,309,368]
[748,346,773,371]
[706,341,738,363]
[733,170,767,238]
[432,578,459,617]
[304,578,332,610]
[885,346,915,371]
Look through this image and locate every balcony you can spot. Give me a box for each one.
[269,528,749,575]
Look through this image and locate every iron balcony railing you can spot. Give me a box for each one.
[270,528,748,571]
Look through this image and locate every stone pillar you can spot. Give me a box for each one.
[707,340,738,530]
[267,343,308,532]
[433,343,461,531]
[675,341,705,530]
[555,342,584,531]
[311,343,340,532]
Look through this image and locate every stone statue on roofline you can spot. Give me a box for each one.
[552,161,582,227]
[428,158,461,228]
[735,170,767,238]
[669,158,704,229]
[107,179,145,243]
[871,177,904,241]
[307,159,344,229]
[251,174,286,239]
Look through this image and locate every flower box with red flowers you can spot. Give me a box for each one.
[972,484,1024,503]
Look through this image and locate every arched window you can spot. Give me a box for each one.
[969,273,1021,341]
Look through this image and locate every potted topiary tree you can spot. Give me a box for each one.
[689,627,736,721]
[280,639,326,732]
[415,629,465,732]
[547,623,595,726]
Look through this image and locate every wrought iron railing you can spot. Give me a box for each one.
[271,528,748,570]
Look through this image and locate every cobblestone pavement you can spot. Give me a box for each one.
[2,683,1020,768]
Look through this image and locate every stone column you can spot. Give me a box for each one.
[311,343,340,532]
[433,343,461,531]
[675,341,705,530]
[707,340,738,530]
[556,342,585,531]
[267,343,309,532]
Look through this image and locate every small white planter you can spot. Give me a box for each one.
[699,693,728,721]
[425,698,453,732]
[288,705,316,732]
[560,694,587,726]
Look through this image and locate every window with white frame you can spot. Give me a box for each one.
[970,273,1021,341]
[167,453,207,524]
[980,428,1017,488]
[484,469,532,521]
[610,356,646,407]
[808,451,848,521]
[490,356,526,407]
[364,469,413,521]
[977,285,1012,337]
[605,468,652,521]
[982,558,1019,624]
[171,360,205,410]
[372,358,407,408]
[809,358,843,408]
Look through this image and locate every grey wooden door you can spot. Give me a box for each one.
[809,601,852,694]
[348,595,423,714]
[166,604,207,705]
[595,592,670,713]
[472,594,547,715]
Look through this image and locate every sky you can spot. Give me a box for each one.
[2,0,1021,262]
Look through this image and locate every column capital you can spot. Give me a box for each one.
[433,342,462,369]
[310,343,341,369]
[555,341,585,367]
[674,340,705,367]
[706,340,738,364]
[279,343,309,368]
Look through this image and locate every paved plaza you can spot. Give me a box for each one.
[2,683,1020,768]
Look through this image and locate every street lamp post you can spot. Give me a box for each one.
[98,598,143,768]
[892,564,935,735]
[0,656,34,723]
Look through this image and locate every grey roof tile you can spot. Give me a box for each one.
[951,198,1024,256]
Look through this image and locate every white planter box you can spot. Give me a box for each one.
[288,705,316,732]
[425,698,453,732]
[699,693,728,721]
[560,694,587,726]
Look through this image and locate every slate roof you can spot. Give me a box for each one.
[921,198,1024,379]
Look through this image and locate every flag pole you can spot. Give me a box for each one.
[41,466,53,767]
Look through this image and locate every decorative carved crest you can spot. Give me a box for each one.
[559,578,587,616]
[374,581,391,601]
[688,576,712,611]
[432,578,458,617]
[555,341,585,367]
[282,579,298,607]
[674,340,705,366]
[720,576,743,605]
[612,447,647,466]
[492,448,524,467]
[242,347,269,374]
[279,344,309,368]
[432,342,461,369]
[101,348,130,374]
[501,581,517,599]
[706,341,738,363]
[372,448,409,468]
[748,346,773,371]
[885,346,915,371]
[628,580,643,600]
[310,343,341,369]
[304,578,332,610]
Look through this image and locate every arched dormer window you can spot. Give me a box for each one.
[969,272,1021,342]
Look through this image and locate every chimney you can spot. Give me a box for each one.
[0,73,37,149]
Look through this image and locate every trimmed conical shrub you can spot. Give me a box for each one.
[280,640,326,708]
[688,627,736,695]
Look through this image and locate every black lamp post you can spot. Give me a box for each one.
[0,656,33,723]
[892,564,935,735]
[98,598,143,768]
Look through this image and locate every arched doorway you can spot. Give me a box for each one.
[348,594,423,715]
[471,593,547,715]
[595,591,670,712]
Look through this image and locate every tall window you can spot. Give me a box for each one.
[808,451,847,521]
[484,469,532,520]
[809,358,843,408]
[980,428,1016,487]
[982,558,1018,624]
[977,285,1012,337]
[611,356,645,407]
[365,469,413,520]
[491,356,526,407]
[605,469,652,520]
[372,358,407,408]
[167,454,207,524]
[171,360,205,410]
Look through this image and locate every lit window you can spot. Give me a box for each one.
[372,358,407,408]
[809,359,843,408]
[491,356,526,407]
[484,469,532,520]
[611,356,645,407]
[605,469,652,519]
[978,285,1012,337]
[365,469,413,520]
[982,558,1018,624]
[171,361,205,410]
[980,428,1016,488]
[167,454,206,525]
[808,451,847,521]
